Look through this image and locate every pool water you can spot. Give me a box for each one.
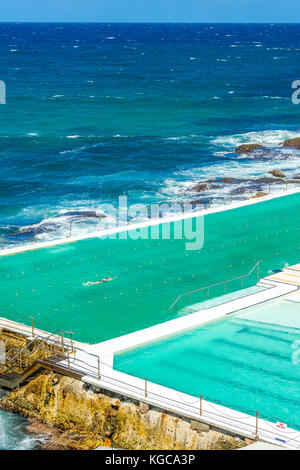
[115,295,300,429]
[1,192,300,343]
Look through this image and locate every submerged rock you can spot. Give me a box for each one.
[235,144,266,154]
[282,137,300,149]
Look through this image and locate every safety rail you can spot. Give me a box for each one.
[169,260,263,311]
[0,323,101,381]
[1,180,298,251]
[79,363,300,449]
[0,202,204,250]
[1,320,299,448]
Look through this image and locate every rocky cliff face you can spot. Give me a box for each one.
[1,371,245,450]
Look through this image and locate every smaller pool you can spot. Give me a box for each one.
[115,294,300,429]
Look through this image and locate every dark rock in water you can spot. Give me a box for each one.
[269,169,285,178]
[54,211,105,219]
[235,143,266,154]
[231,187,246,195]
[218,177,247,184]
[282,137,300,149]
[190,198,210,207]
[190,183,208,192]
[254,177,277,184]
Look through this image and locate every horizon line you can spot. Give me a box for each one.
[0,21,300,25]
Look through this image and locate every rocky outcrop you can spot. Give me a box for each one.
[282,137,300,149]
[250,192,267,199]
[190,183,208,192]
[269,169,285,178]
[0,372,245,450]
[235,144,266,154]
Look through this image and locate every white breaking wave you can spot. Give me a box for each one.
[211,129,300,148]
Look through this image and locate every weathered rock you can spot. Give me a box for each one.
[269,169,285,178]
[190,183,208,192]
[0,372,245,451]
[220,177,246,183]
[235,144,266,154]
[254,177,277,183]
[245,437,255,446]
[190,420,210,433]
[282,137,300,149]
[251,192,267,199]
[139,402,149,414]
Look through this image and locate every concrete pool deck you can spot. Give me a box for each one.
[1,264,300,448]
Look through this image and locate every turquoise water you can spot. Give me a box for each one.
[115,296,300,429]
[1,192,300,343]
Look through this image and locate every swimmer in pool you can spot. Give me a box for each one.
[84,276,117,286]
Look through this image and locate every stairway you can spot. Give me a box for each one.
[0,354,84,390]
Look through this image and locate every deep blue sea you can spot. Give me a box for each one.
[0,22,300,448]
[0,23,300,245]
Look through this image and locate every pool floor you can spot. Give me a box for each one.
[115,295,300,429]
[1,192,300,343]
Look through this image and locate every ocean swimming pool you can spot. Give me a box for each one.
[115,294,300,429]
[1,192,300,344]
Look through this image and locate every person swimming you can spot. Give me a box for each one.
[84,276,117,286]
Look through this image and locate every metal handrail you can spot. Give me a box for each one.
[169,260,263,311]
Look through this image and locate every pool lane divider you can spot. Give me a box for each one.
[1,186,300,257]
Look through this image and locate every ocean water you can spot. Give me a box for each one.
[0,390,43,449]
[0,23,300,244]
[0,22,300,448]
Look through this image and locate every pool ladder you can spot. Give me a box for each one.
[169,260,263,311]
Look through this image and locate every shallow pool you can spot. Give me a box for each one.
[115,295,300,429]
[1,192,300,343]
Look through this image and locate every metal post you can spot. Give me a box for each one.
[61,331,64,354]
[31,317,34,337]
[67,349,70,370]
[42,338,45,358]
[268,184,270,194]
[255,411,259,440]
[34,228,37,243]
[69,222,72,238]
[145,377,148,398]
[200,395,203,416]
[286,181,288,191]
[98,356,100,380]
[70,331,74,353]
[181,201,184,214]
